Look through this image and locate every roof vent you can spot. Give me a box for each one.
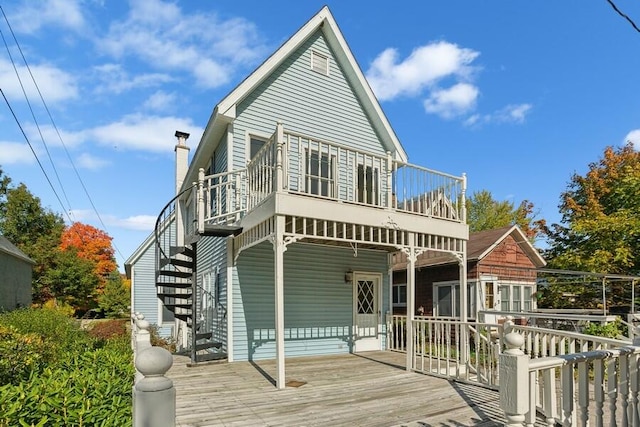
[311,50,329,76]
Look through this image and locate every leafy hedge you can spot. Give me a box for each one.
[0,308,133,426]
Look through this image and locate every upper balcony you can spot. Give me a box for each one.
[187,123,466,239]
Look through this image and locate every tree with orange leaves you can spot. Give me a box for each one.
[60,222,117,290]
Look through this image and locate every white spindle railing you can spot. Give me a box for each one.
[193,124,466,229]
[500,320,640,427]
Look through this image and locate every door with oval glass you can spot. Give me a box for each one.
[353,272,381,352]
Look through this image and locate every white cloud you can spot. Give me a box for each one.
[88,114,203,152]
[97,0,267,88]
[76,152,109,169]
[25,124,85,148]
[93,63,173,94]
[0,58,79,103]
[68,210,156,231]
[464,103,533,127]
[423,83,479,119]
[0,141,35,164]
[366,41,480,101]
[10,0,86,34]
[625,130,640,149]
[143,91,177,112]
[110,215,156,231]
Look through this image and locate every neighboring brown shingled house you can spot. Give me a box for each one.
[0,235,34,310]
[392,225,545,319]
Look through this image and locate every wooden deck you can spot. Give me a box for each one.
[167,351,507,426]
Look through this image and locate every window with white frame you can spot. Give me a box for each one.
[433,281,476,318]
[248,135,267,161]
[392,283,406,307]
[304,149,335,197]
[498,282,535,312]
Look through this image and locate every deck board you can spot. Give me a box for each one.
[168,351,508,426]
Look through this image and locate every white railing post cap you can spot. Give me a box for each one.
[135,347,174,392]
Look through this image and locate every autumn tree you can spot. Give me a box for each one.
[466,190,545,240]
[0,179,65,300]
[60,222,117,289]
[545,143,640,275]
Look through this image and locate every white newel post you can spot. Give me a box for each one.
[500,318,528,427]
[134,315,152,383]
[275,121,284,193]
[197,168,205,234]
[385,151,392,209]
[134,347,175,427]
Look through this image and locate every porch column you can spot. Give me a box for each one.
[458,243,468,370]
[274,215,286,389]
[405,233,416,371]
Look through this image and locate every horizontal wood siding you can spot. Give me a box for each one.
[132,237,160,326]
[196,235,228,351]
[232,241,389,361]
[232,30,384,171]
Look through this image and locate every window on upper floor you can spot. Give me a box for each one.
[249,136,267,161]
[305,149,335,197]
[311,50,330,76]
[357,164,379,205]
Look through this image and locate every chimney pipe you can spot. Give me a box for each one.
[174,130,190,194]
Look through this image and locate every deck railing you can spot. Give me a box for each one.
[193,123,466,228]
[500,319,640,427]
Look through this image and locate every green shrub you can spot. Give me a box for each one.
[582,318,625,339]
[0,338,133,426]
[87,319,128,341]
[0,325,49,385]
[0,309,134,426]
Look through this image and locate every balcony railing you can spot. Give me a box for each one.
[193,123,466,229]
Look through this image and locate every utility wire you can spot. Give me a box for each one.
[0,88,74,225]
[0,24,74,218]
[605,0,640,33]
[0,5,126,264]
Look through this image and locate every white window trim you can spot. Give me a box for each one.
[310,50,330,76]
[432,280,478,318]
[392,283,407,308]
[496,280,537,312]
[245,130,271,162]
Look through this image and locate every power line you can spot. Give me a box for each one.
[605,0,640,33]
[0,5,126,264]
[0,22,74,217]
[0,88,75,225]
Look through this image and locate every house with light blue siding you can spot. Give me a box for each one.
[131,6,469,389]
[0,235,34,311]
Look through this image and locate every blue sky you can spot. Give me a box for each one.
[0,0,639,269]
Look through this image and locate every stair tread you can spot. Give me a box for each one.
[196,332,213,340]
[195,341,222,351]
[156,281,192,288]
[158,269,192,279]
[195,352,227,362]
[170,246,194,258]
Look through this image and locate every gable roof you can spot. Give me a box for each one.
[393,225,546,270]
[0,235,35,265]
[184,6,408,189]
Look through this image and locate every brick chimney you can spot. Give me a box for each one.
[174,130,190,195]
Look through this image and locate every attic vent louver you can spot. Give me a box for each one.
[311,50,329,75]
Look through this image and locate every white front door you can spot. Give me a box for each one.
[353,273,381,352]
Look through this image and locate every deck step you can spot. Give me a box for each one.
[195,352,227,363]
[195,341,222,351]
[158,269,193,279]
[156,281,192,289]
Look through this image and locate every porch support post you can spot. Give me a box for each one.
[275,122,284,193]
[458,242,468,371]
[274,215,286,389]
[405,232,416,371]
[197,168,205,234]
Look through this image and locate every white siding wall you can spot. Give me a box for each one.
[232,241,389,361]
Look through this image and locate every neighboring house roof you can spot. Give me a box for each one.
[183,5,408,190]
[124,230,155,279]
[393,225,546,270]
[0,235,35,265]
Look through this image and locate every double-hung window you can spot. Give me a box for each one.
[305,149,335,197]
[392,283,407,309]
